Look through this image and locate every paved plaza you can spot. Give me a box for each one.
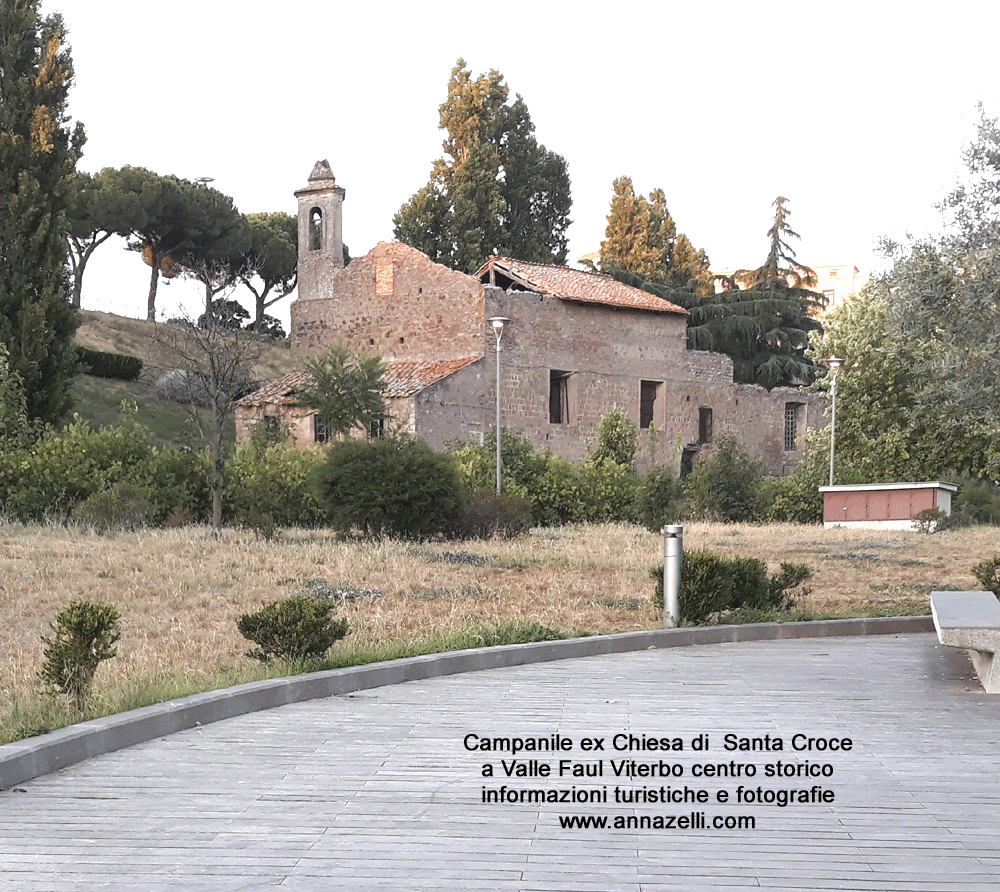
[1,632,998,891]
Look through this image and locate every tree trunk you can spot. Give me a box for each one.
[146,252,160,322]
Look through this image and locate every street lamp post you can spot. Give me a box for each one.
[827,356,844,487]
[487,317,510,494]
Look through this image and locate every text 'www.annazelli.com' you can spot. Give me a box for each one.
[557,812,756,831]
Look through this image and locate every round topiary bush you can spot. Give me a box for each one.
[313,436,466,538]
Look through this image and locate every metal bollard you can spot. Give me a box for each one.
[662,525,683,628]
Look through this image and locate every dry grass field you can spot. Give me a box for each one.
[1,520,996,741]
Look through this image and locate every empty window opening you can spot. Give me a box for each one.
[681,448,697,478]
[309,208,323,251]
[698,407,713,444]
[368,416,385,440]
[550,371,571,424]
[640,380,662,430]
[313,416,330,444]
[784,402,803,451]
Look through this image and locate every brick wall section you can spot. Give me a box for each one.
[481,286,826,474]
[291,241,486,363]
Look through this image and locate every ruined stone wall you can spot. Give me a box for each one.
[291,241,486,362]
[235,403,319,447]
[480,287,826,474]
[409,360,491,448]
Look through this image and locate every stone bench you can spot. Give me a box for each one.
[931,590,1000,693]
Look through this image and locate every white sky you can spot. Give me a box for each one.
[45,0,999,329]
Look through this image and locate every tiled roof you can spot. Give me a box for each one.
[237,357,480,407]
[478,256,688,315]
[237,370,313,407]
[382,357,479,397]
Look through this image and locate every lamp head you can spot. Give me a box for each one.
[487,316,510,339]
[826,356,844,372]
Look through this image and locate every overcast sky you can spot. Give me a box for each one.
[46,0,998,328]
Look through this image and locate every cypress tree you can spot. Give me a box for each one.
[394,59,571,272]
[0,0,84,424]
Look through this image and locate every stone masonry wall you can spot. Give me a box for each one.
[291,241,486,362]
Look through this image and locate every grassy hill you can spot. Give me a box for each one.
[70,311,300,446]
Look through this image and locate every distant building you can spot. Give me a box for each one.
[236,162,829,476]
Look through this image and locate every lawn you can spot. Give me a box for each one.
[1,521,994,742]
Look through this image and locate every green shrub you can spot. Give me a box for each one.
[638,467,685,532]
[451,426,643,527]
[39,601,121,708]
[142,447,212,524]
[314,436,465,538]
[0,418,156,522]
[237,596,349,665]
[580,459,640,523]
[761,434,834,524]
[224,443,325,533]
[445,489,533,539]
[528,454,588,525]
[651,549,812,624]
[954,482,1000,525]
[684,436,763,522]
[451,427,546,497]
[75,346,143,381]
[972,556,1000,598]
[74,481,153,531]
[587,406,637,468]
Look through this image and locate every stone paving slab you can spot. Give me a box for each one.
[1,633,997,890]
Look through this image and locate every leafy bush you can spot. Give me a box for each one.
[913,507,952,533]
[141,447,212,524]
[445,489,533,539]
[587,406,637,468]
[0,418,156,521]
[580,459,640,523]
[684,436,763,522]
[224,443,325,534]
[451,425,642,526]
[451,427,546,498]
[74,481,153,532]
[651,549,812,624]
[39,601,121,708]
[75,345,143,381]
[313,436,466,538]
[237,595,349,665]
[638,466,685,532]
[972,556,1000,598]
[954,481,1000,525]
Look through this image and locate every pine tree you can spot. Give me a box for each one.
[688,197,825,388]
[0,1,85,424]
[394,60,571,272]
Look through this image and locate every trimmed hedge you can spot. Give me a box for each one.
[76,346,143,381]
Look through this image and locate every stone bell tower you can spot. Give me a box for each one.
[294,160,345,301]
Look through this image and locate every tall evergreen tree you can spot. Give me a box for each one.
[394,59,572,272]
[598,177,712,294]
[688,197,825,388]
[0,0,84,424]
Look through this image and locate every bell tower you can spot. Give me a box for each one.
[294,160,345,300]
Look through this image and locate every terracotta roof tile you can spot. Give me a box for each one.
[478,256,688,315]
[382,357,479,397]
[237,370,313,407]
[237,358,479,407]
